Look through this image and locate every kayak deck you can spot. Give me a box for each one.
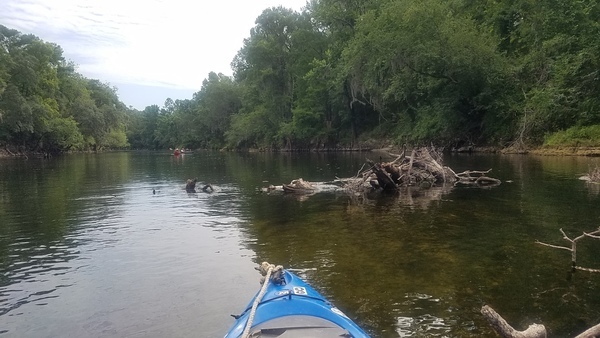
[247,315,352,337]
[225,268,369,338]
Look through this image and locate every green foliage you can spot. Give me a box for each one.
[128,0,600,150]
[154,112,179,149]
[341,0,509,145]
[0,84,33,136]
[42,116,84,152]
[0,25,129,152]
[543,125,600,147]
[226,107,274,148]
[3,0,600,152]
[291,108,325,144]
[193,72,242,148]
[101,128,128,149]
[480,0,600,144]
[230,7,317,148]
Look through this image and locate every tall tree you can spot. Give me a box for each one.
[192,72,241,148]
[338,0,509,145]
[230,7,303,148]
[307,0,380,146]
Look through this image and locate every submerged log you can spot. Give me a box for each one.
[481,305,546,338]
[282,178,316,193]
[574,323,600,338]
[455,169,502,187]
[482,305,600,338]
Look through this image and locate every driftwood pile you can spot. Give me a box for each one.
[261,147,501,203]
[344,147,500,193]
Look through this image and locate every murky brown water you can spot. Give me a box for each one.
[1,151,599,337]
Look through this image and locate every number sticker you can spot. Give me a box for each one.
[293,287,307,295]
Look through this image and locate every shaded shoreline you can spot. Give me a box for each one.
[3,146,600,158]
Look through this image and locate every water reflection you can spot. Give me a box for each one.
[263,179,459,208]
[1,238,78,316]
[0,153,257,337]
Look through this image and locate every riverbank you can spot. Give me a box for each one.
[0,148,47,159]
[3,145,600,158]
[529,146,600,156]
[452,145,600,156]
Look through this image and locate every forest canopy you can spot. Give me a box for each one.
[0,26,128,153]
[1,0,599,153]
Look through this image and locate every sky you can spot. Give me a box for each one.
[0,0,308,110]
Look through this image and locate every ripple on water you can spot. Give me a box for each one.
[0,234,84,318]
[0,177,252,336]
[393,293,456,337]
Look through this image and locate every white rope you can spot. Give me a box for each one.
[241,263,275,338]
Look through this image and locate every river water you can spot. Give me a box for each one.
[0,151,599,337]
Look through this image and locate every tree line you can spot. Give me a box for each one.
[0,26,128,154]
[2,0,599,153]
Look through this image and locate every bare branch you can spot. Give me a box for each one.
[574,266,600,273]
[560,228,574,243]
[539,227,600,271]
[583,229,600,239]
[354,163,367,178]
[535,241,572,252]
[456,169,493,176]
[584,233,600,239]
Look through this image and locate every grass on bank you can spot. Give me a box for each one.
[543,125,600,148]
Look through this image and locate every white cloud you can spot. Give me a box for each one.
[0,0,308,104]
